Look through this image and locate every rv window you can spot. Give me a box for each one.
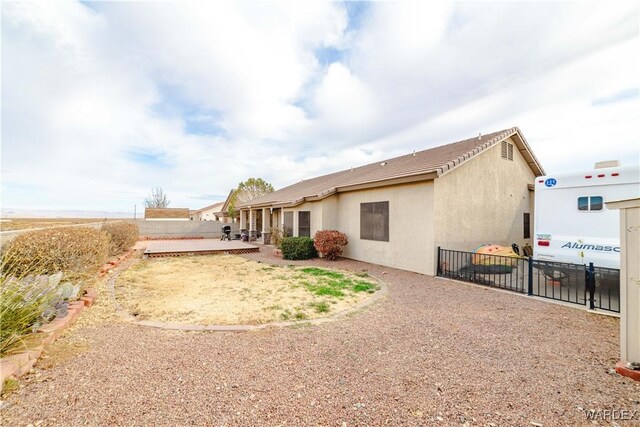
[577,197,589,211]
[590,196,603,211]
[577,196,604,212]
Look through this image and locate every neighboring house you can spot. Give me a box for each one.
[190,202,224,221]
[236,127,544,276]
[144,208,190,221]
[217,189,239,224]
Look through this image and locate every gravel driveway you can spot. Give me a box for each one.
[2,251,639,426]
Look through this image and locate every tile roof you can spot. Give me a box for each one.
[238,127,543,208]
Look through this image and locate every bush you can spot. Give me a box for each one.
[313,230,348,261]
[102,221,139,256]
[2,227,110,280]
[0,271,76,356]
[281,237,317,260]
[268,226,287,249]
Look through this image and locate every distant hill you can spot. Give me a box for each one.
[1,208,136,219]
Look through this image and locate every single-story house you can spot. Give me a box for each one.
[144,208,190,221]
[190,202,225,221]
[236,127,544,276]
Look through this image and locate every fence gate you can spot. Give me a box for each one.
[437,247,620,313]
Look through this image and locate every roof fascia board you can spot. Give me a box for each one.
[510,129,545,176]
[336,172,437,193]
[220,189,236,213]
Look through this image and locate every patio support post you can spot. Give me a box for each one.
[239,209,246,230]
[261,208,267,233]
[261,207,270,244]
[249,209,254,234]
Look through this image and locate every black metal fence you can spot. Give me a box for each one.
[437,247,620,313]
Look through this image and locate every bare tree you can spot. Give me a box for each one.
[144,187,170,208]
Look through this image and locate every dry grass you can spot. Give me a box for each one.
[0,218,123,232]
[115,255,380,325]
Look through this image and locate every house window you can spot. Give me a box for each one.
[501,141,514,161]
[360,201,389,242]
[283,212,293,236]
[523,213,531,239]
[298,211,311,238]
[578,196,603,212]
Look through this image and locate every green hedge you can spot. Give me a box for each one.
[281,237,317,260]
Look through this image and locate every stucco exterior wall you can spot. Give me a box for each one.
[321,195,339,230]
[336,181,435,275]
[433,138,535,253]
[191,205,223,221]
[282,201,323,237]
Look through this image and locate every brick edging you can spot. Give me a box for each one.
[0,247,137,392]
[616,361,640,382]
[100,249,136,277]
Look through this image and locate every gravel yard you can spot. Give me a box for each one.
[1,251,638,426]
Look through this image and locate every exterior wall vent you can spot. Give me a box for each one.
[501,141,514,161]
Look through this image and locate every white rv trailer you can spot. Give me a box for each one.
[533,162,640,269]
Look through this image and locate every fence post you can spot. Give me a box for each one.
[527,257,533,296]
[587,262,595,310]
[436,246,441,276]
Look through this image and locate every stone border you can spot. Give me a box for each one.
[113,266,388,331]
[0,291,98,393]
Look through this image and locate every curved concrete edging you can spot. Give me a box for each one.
[108,261,388,331]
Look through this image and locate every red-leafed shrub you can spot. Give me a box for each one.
[313,230,348,261]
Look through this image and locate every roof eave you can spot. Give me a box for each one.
[238,172,437,209]
[510,128,546,176]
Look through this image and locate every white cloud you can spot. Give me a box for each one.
[1,1,638,213]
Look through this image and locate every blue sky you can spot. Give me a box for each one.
[1,1,638,213]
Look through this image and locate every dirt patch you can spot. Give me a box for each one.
[115,255,380,325]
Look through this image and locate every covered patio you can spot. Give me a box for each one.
[238,206,291,243]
